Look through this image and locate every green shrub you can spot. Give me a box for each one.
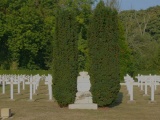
[53,7,78,107]
[0,70,51,75]
[88,1,120,106]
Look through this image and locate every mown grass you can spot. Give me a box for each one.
[1,82,160,120]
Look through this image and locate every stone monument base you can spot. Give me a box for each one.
[1,108,11,119]
[69,103,97,110]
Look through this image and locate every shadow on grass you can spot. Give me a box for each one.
[0,96,10,100]
[11,112,15,117]
[15,97,29,101]
[35,98,46,102]
[109,92,123,108]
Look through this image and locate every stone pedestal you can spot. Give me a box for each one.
[69,71,97,110]
[69,103,97,109]
[1,108,11,119]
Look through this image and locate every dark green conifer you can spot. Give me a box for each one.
[53,7,78,107]
[88,1,120,106]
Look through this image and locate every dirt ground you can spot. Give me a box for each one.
[0,82,160,120]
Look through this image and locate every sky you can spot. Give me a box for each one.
[119,0,160,11]
[97,0,160,11]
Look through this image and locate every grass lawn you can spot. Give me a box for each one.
[0,82,160,120]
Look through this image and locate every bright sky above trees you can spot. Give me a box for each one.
[97,0,160,10]
[119,0,160,10]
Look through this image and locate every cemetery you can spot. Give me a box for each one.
[1,72,160,119]
[1,0,160,120]
[0,74,53,101]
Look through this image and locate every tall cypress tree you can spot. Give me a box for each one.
[88,1,120,106]
[53,7,78,107]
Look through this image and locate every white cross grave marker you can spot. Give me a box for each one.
[6,78,18,100]
[150,81,155,102]
[17,75,21,94]
[45,74,53,100]
[2,79,6,94]
[29,76,33,100]
[144,80,149,96]
[25,75,34,101]
[129,81,134,101]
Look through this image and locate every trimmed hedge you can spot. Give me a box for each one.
[0,70,51,75]
[88,1,120,106]
[53,7,78,107]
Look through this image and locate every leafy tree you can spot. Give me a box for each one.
[2,0,56,70]
[119,6,160,75]
[130,34,158,72]
[0,0,94,70]
[0,5,10,69]
[118,21,133,79]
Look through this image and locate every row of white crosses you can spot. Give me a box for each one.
[44,74,53,101]
[25,74,41,101]
[0,74,41,101]
[0,75,7,94]
[124,74,135,102]
[135,74,160,102]
[6,76,18,100]
[0,75,19,95]
[0,74,53,101]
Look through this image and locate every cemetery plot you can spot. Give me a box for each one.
[44,74,53,101]
[2,73,160,104]
[1,74,160,120]
[1,85,160,120]
[124,74,160,103]
[0,74,53,102]
[124,74,135,102]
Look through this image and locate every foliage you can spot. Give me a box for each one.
[0,0,55,70]
[119,6,160,76]
[146,6,160,41]
[1,0,160,81]
[0,70,52,75]
[88,1,120,106]
[0,0,94,71]
[53,7,78,107]
[118,21,134,79]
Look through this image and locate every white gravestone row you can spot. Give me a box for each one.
[6,77,18,100]
[124,74,135,102]
[0,74,42,101]
[0,75,7,94]
[44,74,53,101]
[124,74,160,103]
[135,74,160,102]
[136,75,151,95]
[25,75,41,101]
[0,74,54,101]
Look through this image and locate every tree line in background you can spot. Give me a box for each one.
[119,6,160,75]
[0,0,93,71]
[1,0,160,79]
